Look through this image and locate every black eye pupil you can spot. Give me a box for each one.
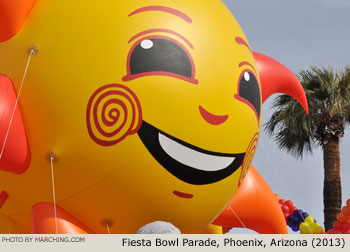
[130,39,192,78]
[239,72,261,117]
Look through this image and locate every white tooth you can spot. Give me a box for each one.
[158,133,235,171]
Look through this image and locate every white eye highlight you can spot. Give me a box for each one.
[244,72,250,82]
[140,39,154,49]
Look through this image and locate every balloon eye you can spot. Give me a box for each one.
[129,38,193,78]
[237,71,261,118]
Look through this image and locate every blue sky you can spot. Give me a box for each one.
[222,0,350,233]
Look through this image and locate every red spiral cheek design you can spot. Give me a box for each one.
[238,132,259,186]
[86,84,142,146]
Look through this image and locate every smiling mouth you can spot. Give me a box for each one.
[137,121,245,185]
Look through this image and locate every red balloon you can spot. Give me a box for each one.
[282,205,290,213]
[285,200,294,209]
[333,221,342,230]
[327,228,336,234]
[346,199,350,207]
[342,223,350,233]
[279,199,286,205]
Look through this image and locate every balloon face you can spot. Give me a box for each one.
[0,0,261,233]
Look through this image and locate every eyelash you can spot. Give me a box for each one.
[122,35,198,84]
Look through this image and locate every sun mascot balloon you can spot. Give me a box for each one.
[0,0,308,234]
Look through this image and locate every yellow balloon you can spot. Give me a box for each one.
[310,222,318,233]
[300,222,312,234]
[305,216,314,224]
[0,0,260,233]
[314,225,324,234]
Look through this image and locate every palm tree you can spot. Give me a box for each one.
[265,66,350,231]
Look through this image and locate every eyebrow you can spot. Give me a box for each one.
[128,29,194,49]
[239,61,257,75]
[235,37,251,51]
[128,6,192,23]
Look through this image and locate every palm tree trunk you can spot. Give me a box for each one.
[323,136,342,231]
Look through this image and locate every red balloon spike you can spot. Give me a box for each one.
[0,191,9,209]
[0,75,31,174]
[0,0,37,42]
[31,203,94,234]
[253,52,309,114]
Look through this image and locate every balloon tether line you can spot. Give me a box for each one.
[260,144,312,233]
[50,156,58,234]
[260,144,295,201]
[0,48,34,160]
[106,222,111,234]
[228,204,247,229]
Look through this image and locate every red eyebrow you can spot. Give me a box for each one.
[235,37,251,51]
[239,61,257,75]
[128,6,192,23]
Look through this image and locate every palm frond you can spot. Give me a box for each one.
[264,65,350,158]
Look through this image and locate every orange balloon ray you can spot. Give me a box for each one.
[222,227,231,234]
[0,75,31,174]
[212,166,288,234]
[254,52,309,114]
[31,203,94,234]
[0,212,28,233]
[0,0,37,42]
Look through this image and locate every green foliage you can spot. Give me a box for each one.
[265,66,350,158]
